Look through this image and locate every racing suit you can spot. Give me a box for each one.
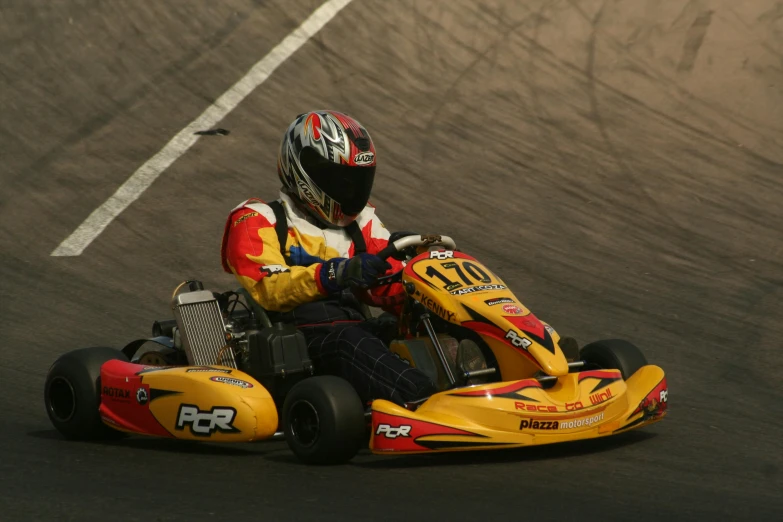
[221,191,436,405]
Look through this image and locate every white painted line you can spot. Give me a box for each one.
[52,0,354,256]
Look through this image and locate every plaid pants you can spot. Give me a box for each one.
[273,300,436,406]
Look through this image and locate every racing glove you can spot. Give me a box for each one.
[319,253,392,295]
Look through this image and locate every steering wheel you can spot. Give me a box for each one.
[352,234,457,308]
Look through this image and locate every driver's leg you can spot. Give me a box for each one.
[307,325,436,406]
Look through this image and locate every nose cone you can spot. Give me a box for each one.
[500,313,569,376]
[529,342,569,376]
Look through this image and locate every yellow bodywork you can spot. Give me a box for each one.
[99,362,279,442]
[370,365,667,454]
[372,249,668,453]
[404,251,569,378]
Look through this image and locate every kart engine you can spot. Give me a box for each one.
[165,281,313,404]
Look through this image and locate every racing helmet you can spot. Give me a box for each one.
[277,110,377,227]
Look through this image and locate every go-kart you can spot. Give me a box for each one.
[43,234,667,464]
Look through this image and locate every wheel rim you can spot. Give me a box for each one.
[48,377,76,422]
[288,400,320,447]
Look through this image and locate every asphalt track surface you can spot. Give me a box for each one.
[1,1,782,520]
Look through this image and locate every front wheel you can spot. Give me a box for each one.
[579,339,648,380]
[44,347,129,440]
[282,376,366,465]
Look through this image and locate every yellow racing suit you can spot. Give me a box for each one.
[220,191,435,405]
[220,191,404,312]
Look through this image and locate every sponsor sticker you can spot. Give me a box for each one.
[419,295,456,322]
[515,401,587,412]
[502,304,523,315]
[136,387,149,405]
[515,402,558,413]
[429,250,454,260]
[233,211,258,227]
[450,284,506,296]
[175,404,239,436]
[635,378,668,419]
[485,297,514,306]
[354,151,375,165]
[260,264,290,276]
[559,412,605,430]
[375,424,412,439]
[102,386,131,401]
[589,388,613,405]
[519,419,559,430]
[505,330,532,349]
[209,376,254,389]
[297,179,321,206]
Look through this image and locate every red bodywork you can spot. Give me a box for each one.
[98,360,173,437]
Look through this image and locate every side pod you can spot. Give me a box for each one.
[99,360,279,441]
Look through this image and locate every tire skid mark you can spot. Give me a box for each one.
[495,5,781,280]
[516,23,782,169]
[422,5,541,149]
[525,0,573,168]
[566,3,782,140]
[676,10,713,72]
[572,0,709,239]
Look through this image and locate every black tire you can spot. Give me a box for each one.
[44,347,129,440]
[579,339,648,380]
[282,376,366,465]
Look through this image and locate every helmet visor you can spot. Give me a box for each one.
[300,147,375,215]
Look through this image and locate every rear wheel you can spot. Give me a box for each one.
[282,376,366,465]
[579,339,648,380]
[44,347,128,440]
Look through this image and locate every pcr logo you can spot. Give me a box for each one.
[375,424,412,439]
[505,330,532,350]
[175,404,239,437]
[429,250,454,260]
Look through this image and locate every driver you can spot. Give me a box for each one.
[221,110,437,406]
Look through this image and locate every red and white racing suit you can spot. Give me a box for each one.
[220,191,436,405]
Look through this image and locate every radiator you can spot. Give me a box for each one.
[172,290,237,368]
